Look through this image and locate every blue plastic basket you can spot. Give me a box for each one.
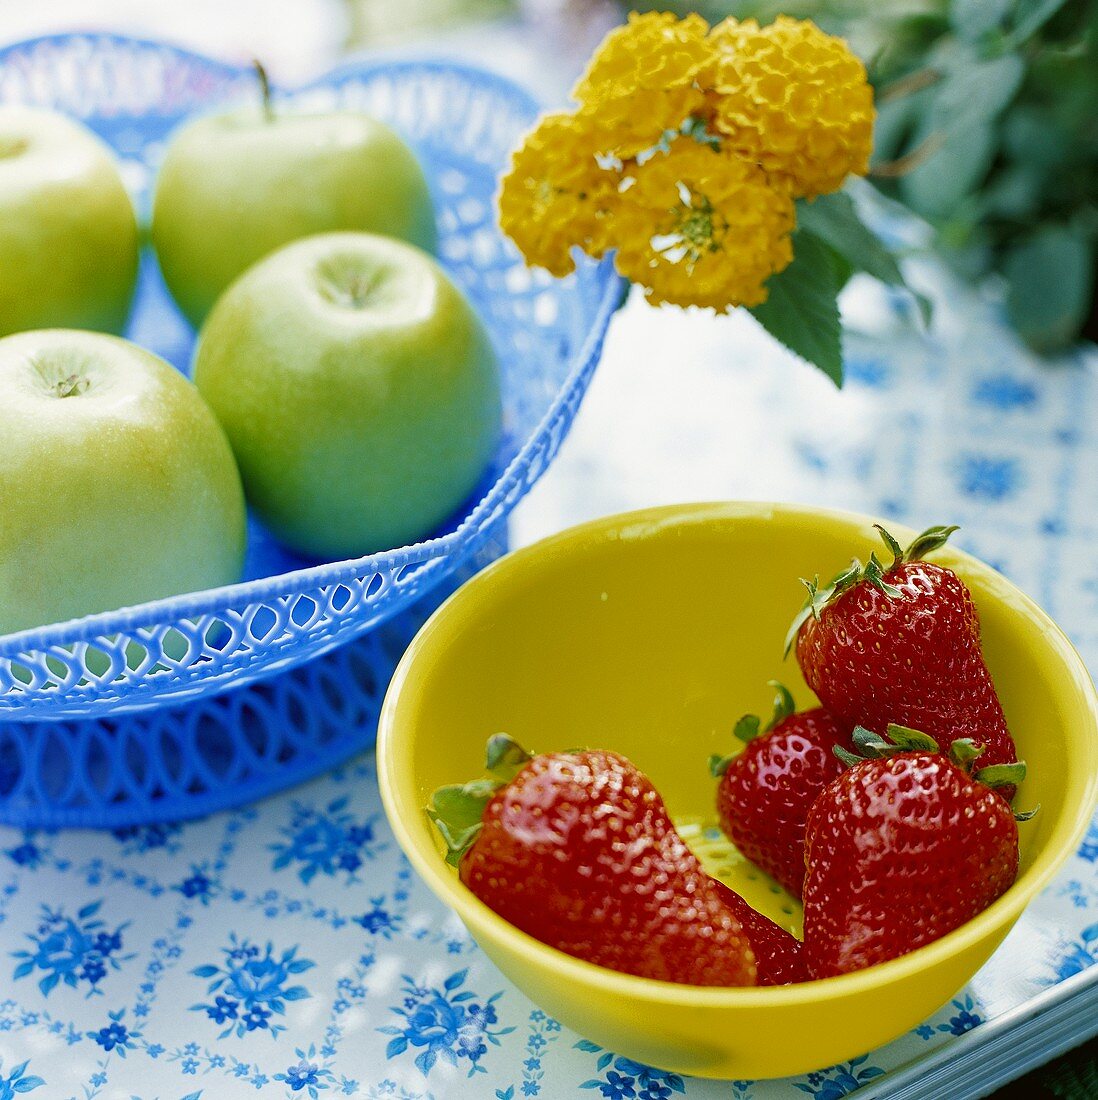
[0,34,623,826]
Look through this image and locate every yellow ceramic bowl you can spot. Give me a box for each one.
[377,503,1098,1079]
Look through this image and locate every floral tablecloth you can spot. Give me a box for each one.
[1,257,1097,1099]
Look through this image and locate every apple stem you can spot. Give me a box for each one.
[253,58,275,123]
[53,373,90,399]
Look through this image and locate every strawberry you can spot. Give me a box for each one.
[710,682,849,897]
[787,523,1019,800]
[710,879,808,985]
[803,724,1029,978]
[430,735,788,987]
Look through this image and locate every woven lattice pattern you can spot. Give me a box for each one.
[0,520,508,828]
[0,35,623,722]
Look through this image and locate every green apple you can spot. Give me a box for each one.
[0,330,246,636]
[0,106,139,337]
[151,81,437,329]
[193,232,502,559]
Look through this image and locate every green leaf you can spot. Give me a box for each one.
[783,559,864,656]
[428,778,500,864]
[1004,227,1094,354]
[948,738,984,771]
[885,724,940,752]
[901,120,997,219]
[979,163,1045,220]
[485,733,533,780]
[796,192,905,288]
[431,780,498,832]
[873,523,904,568]
[733,713,762,744]
[950,0,1012,42]
[863,553,902,597]
[897,51,1024,220]
[709,752,733,778]
[834,746,864,769]
[765,680,796,730]
[973,760,1028,789]
[1008,0,1072,44]
[851,726,892,758]
[930,53,1025,136]
[902,524,960,562]
[750,229,844,385]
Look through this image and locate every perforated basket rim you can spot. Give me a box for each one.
[0,34,625,668]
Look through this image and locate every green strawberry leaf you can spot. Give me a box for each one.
[845,724,939,763]
[973,761,1028,789]
[948,738,984,771]
[428,777,501,866]
[709,751,733,778]
[733,713,762,744]
[784,559,864,657]
[873,524,905,569]
[863,553,902,598]
[901,524,960,563]
[852,726,893,758]
[750,228,844,386]
[765,680,796,730]
[886,724,941,752]
[834,745,864,769]
[485,733,533,780]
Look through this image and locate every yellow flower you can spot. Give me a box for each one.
[572,12,712,152]
[580,88,705,160]
[497,113,619,277]
[612,137,795,310]
[709,16,874,198]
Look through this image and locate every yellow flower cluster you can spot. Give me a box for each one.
[497,11,874,310]
[711,16,875,199]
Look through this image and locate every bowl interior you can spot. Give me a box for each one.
[386,502,1098,958]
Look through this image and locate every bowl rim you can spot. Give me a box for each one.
[378,500,1098,1007]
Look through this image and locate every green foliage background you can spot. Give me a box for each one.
[634,0,1098,353]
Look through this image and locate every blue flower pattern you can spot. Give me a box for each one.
[0,1059,44,1098]
[189,936,314,1040]
[793,1056,885,1098]
[380,969,514,1077]
[971,375,1038,411]
[88,1008,141,1056]
[936,995,983,1036]
[576,1042,686,1099]
[111,822,184,856]
[1053,923,1098,982]
[1079,822,1098,864]
[11,901,132,998]
[274,1046,335,1098]
[957,455,1021,502]
[270,798,385,884]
